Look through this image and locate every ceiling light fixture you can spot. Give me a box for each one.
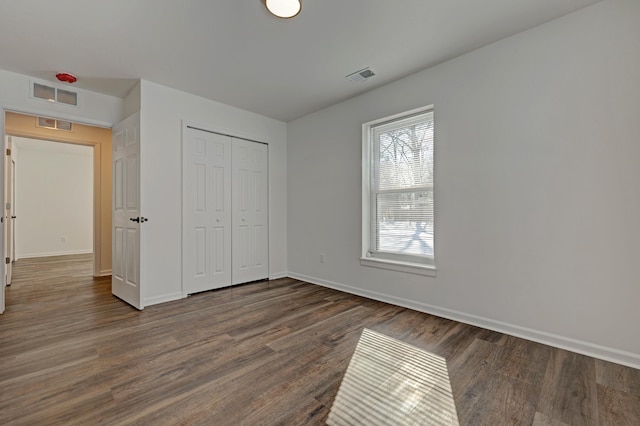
[265,0,302,19]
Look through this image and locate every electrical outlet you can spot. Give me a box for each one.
[320,253,325,263]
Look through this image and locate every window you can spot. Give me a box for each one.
[362,106,435,274]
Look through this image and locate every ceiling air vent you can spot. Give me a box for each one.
[31,82,79,106]
[37,117,73,131]
[346,67,376,83]
[57,88,78,106]
[33,83,56,101]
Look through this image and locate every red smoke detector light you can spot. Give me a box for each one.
[56,73,77,84]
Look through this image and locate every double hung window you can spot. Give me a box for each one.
[362,106,435,272]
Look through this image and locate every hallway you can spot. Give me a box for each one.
[5,254,103,311]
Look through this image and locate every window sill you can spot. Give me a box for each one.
[360,257,437,277]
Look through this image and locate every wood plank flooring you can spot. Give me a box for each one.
[1,255,639,425]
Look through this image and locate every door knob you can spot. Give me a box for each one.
[130,217,140,223]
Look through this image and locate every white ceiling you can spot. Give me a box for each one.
[0,0,600,122]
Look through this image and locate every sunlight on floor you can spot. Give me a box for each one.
[328,329,459,425]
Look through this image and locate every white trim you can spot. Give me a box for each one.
[3,105,113,129]
[360,257,436,277]
[363,105,435,128]
[269,271,288,280]
[97,269,112,277]
[287,271,640,370]
[17,250,93,259]
[145,292,184,307]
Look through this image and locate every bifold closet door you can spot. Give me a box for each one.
[183,128,232,294]
[232,138,268,285]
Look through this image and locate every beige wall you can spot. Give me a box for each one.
[5,111,112,276]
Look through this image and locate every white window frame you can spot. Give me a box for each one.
[361,105,436,277]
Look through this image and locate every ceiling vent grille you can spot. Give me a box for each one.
[346,67,376,83]
[37,117,73,131]
[32,82,78,106]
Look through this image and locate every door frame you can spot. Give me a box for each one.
[0,105,115,313]
[180,120,270,298]
[4,136,14,286]
[4,115,104,276]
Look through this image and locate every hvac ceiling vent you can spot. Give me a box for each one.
[346,67,376,83]
[32,82,79,106]
[37,116,73,131]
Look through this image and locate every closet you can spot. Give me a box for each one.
[182,126,268,295]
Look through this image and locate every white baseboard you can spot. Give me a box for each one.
[17,250,93,259]
[96,269,111,277]
[269,271,288,280]
[144,292,184,307]
[288,271,640,370]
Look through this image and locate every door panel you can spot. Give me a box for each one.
[255,225,266,267]
[183,128,232,294]
[112,112,142,310]
[232,138,268,285]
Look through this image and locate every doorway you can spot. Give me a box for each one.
[9,137,93,268]
[3,112,112,302]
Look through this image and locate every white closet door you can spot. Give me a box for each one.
[232,138,268,284]
[183,128,232,294]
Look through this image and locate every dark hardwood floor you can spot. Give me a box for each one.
[1,255,639,425]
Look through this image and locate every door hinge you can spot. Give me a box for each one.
[5,148,10,156]
[5,257,9,264]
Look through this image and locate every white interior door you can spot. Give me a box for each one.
[112,112,143,310]
[183,127,232,295]
[232,138,268,285]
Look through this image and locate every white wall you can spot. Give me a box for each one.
[287,0,640,368]
[0,69,124,127]
[139,80,287,306]
[13,137,93,258]
[124,81,141,119]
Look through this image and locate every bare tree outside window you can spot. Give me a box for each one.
[370,111,434,262]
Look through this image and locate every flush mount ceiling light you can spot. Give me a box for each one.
[265,0,302,19]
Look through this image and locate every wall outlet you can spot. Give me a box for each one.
[60,236,67,243]
[320,253,325,263]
